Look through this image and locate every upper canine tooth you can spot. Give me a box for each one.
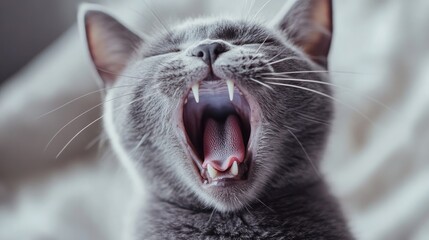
[226,80,234,101]
[231,161,238,176]
[192,83,199,103]
[207,164,218,179]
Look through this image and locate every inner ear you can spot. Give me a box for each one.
[79,5,143,85]
[274,0,333,68]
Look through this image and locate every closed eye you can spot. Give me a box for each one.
[257,37,277,44]
[233,37,277,46]
[144,48,181,58]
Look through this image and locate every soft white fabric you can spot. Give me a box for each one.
[326,0,429,239]
[0,0,428,239]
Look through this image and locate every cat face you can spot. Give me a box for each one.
[80,0,333,212]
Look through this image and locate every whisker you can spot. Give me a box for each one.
[249,78,274,90]
[126,7,168,37]
[261,70,370,76]
[55,93,150,158]
[242,0,249,19]
[172,77,186,98]
[45,92,136,152]
[266,82,374,123]
[56,116,103,158]
[286,129,321,179]
[132,135,147,153]
[265,49,286,63]
[255,34,271,54]
[36,84,135,119]
[245,0,256,22]
[235,195,253,216]
[255,197,275,213]
[205,208,216,226]
[99,63,181,83]
[251,0,274,23]
[84,133,105,150]
[294,111,331,126]
[98,60,175,79]
[266,56,303,66]
[142,0,173,39]
[263,77,392,111]
[97,67,145,80]
[129,78,185,153]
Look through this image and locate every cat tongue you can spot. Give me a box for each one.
[202,115,245,172]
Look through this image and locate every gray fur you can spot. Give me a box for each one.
[80,0,353,239]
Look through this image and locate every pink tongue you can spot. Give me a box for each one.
[202,115,245,172]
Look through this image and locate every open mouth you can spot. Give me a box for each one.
[181,78,254,185]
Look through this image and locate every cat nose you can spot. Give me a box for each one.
[191,42,227,65]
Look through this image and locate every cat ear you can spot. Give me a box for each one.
[78,4,143,85]
[273,0,333,68]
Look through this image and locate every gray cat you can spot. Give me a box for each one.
[79,0,353,239]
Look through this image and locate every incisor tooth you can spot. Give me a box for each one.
[192,83,199,103]
[226,80,234,101]
[207,164,218,179]
[231,161,238,176]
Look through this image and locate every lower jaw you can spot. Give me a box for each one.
[190,147,253,186]
[200,180,256,212]
[203,178,246,188]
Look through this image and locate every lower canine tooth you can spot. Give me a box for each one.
[226,80,234,101]
[192,83,199,103]
[231,161,238,176]
[207,164,218,179]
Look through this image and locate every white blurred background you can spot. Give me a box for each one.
[1,0,429,239]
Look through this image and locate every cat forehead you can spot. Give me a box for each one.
[142,17,282,57]
[166,18,272,43]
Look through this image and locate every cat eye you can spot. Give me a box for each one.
[255,37,277,45]
[144,48,181,58]
[232,37,277,47]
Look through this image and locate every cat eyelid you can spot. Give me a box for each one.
[145,49,181,58]
[233,37,277,46]
[256,38,277,44]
